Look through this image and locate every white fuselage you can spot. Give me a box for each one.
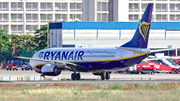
[30,47,149,71]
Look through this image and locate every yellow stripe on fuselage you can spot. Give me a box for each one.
[65,52,148,63]
[42,70,53,73]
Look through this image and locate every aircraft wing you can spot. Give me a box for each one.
[66,63,86,70]
[150,48,180,53]
[15,56,85,70]
[15,56,66,66]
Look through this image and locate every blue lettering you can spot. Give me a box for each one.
[68,51,74,60]
[44,51,50,60]
[74,51,78,60]
[55,51,61,60]
[39,52,44,59]
[51,51,57,60]
[78,51,84,60]
[62,51,69,60]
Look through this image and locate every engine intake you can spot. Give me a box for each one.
[41,64,61,76]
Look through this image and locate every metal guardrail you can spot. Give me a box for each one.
[0,76,62,81]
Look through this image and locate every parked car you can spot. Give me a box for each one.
[21,64,33,71]
[148,59,179,73]
[128,60,156,74]
[6,60,25,71]
[174,57,180,65]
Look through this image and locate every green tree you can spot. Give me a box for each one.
[10,34,37,50]
[0,29,11,62]
[0,29,11,52]
[34,24,48,50]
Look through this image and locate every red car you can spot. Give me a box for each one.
[129,59,179,74]
[129,60,156,74]
[148,59,179,73]
[6,60,25,71]
[174,57,180,65]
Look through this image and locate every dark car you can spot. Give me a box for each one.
[6,60,25,71]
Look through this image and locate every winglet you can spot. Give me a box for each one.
[12,41,17,57]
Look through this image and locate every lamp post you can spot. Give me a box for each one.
[47,23,49,48]
[22,0,26,35]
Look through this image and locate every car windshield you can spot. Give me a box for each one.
[12,60,20,64]
[8,60,24,65]
[1,62,6,65]
[167,59,179,66]
[140,61,148,64]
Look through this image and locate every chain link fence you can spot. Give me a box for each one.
[0,48,42,64]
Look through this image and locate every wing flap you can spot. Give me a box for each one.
[66,63,86,71]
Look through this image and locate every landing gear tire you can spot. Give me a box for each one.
[106,72,110,80]
[76,73,81,80]
[71,73,81,80]
[71,73,76,80]
[101,73,106,80]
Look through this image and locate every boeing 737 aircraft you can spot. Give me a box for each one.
[12,3,178,80]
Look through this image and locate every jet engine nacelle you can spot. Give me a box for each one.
[41,64,61,76]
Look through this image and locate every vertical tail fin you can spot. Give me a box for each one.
[12,41,17,57]
[121,3,153,48]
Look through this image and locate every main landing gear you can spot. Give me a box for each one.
[101,72,110,80]
[71,72,81,80]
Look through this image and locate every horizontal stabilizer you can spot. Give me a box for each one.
[116,47,148,53]
[150,48,180,53]
[145,56,180,61]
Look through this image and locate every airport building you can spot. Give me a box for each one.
[83,0,180,22]
[0,0,83,34]
[1,0,180,34]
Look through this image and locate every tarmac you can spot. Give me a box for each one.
[1,69,180,85]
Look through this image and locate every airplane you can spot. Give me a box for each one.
[12,3,179,80]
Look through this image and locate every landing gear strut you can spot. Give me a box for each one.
[71,72,81,80]
[40,74,45,78]
[101,72,110,80]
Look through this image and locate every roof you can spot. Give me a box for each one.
[49,22,180,30]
